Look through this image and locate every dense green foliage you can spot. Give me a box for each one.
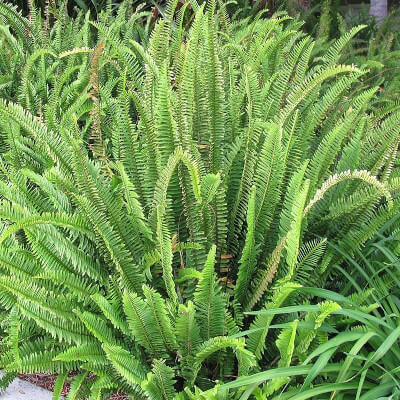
[12,0,158,18]
[233,220,400,399]
[0,0,399,399]
[310,2,400,104]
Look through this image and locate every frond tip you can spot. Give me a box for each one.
[304,169,393,216]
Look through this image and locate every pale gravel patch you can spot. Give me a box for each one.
[0,372,56,400]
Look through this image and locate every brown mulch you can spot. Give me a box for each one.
[18,373,71,396]
[108,394,130,400]
[18,373,129,399]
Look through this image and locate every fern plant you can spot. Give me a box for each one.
[219,286,400,399]
[234,223,400,399]
[308,4,400,106]
[0,0,399,398]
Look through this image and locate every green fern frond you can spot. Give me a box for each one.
[194,245,226,340]
[175,300,202,357]
[247,282,302,359]
[262,319,298,396]
[123,291,169,358]
[235,186,258,307]
[103,343,147,388]
[142,359,177,400]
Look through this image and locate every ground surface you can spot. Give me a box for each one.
[0,373,54,400]
[0,372,129,399]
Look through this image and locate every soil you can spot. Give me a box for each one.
[18,373,70,396]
